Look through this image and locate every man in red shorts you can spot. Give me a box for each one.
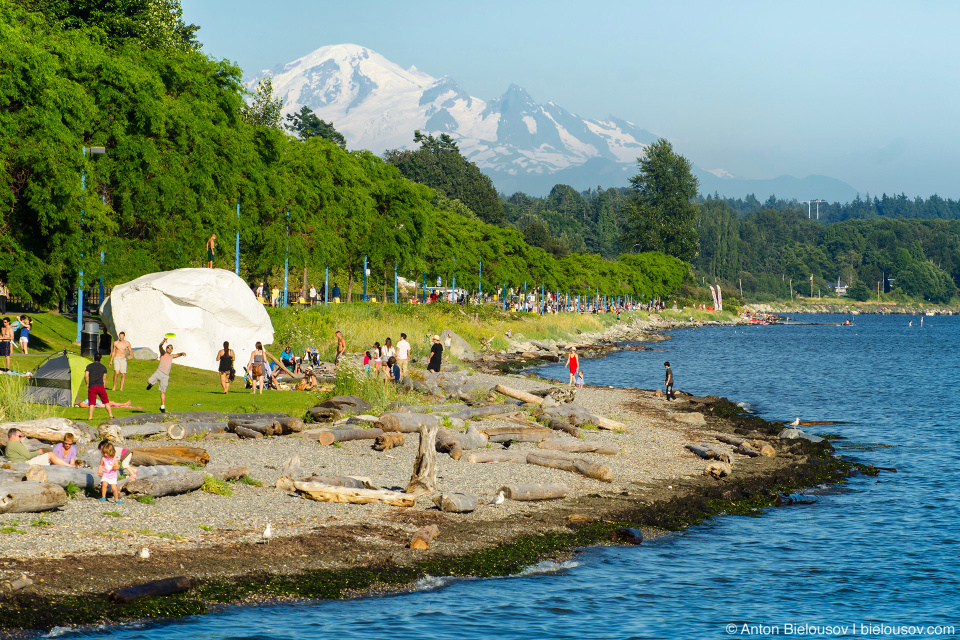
[84,353,114,420]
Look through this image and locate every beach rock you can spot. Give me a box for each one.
[131,347,159,360]
[307,407,342,423]
[317,395,372,414]
[609,528,644,545]
[100,268,273,373]
[541,396,560,408]
[388,401,410,410]
[669,412,706,426]
[432,492,478,513]
[778,428,824,443]
[440,330,475,361]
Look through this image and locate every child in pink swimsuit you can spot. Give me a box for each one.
[98,442,123,503]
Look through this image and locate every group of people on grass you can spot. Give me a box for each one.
[0,315,32,369]
[361,332,444,383]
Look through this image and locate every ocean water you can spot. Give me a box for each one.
[57,315,959,640]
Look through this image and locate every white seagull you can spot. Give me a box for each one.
[263,523,273,540]
[138,547,150,559]
[789,418,800,426]
[493,491,505,507]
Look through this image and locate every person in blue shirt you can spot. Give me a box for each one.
[387,356,401,382]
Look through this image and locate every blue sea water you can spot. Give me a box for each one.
[57,314,959,640]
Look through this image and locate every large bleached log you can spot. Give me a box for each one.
[449,405,517,421]
[401,404,469,414]
[376,412,439,433]
[167,422,228,440]
[498,483,569,501]
[591,415,627,431]
[295,481,415,507]
[465,450,528,464]
[685,444,732,463]
[540,405,595,426]
[0,469,26,483]
[105,412,225,426]
[2,418,88,444]
[716,433,747,446]
[233,426,263,439]
[409,524,439,550]
[124,471,205,497]
[305,475,374,489]
[481,425,553,443]
[538,439,618,455]
[129,446,210,467]
[526,453,613,482]
[205,466,248,481]
[275,416,304,434]
[101,422,171,441]
[435,426,488,460]
[432,492,478,513]
[494,384,543,405]
[405,423,439,496]
[373,433,406,451]
[540,417,579,437]
[316,428,384,446]
[109,576,191,604]
[0,482,68,513]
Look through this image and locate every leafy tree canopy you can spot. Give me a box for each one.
[285,105,346,148]
[241,77,284,129]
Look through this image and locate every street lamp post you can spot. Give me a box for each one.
[77,146,105,343]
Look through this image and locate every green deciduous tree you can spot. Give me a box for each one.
[622,138,700,262]
[241,77,284,129]
[285,106,346,148]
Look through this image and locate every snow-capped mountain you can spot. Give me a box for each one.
[247,44,657,185]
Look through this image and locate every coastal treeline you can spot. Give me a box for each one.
[0,0,684,307]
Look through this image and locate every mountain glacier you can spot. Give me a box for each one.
[248,44,859,202]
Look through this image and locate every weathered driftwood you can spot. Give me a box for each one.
[449,405,517,421]
[294,481,415,507]
[481,425,553,443]
[0,482,68,513]
[228,419,278,436]
[409,524,439,550]
[685,444,732,464]
[494,384,543,405]
[2,418,88,444]
[705,462,732,478]
[465,450,528,464]
[591,415,627,431]
[205,466,248,481]
[758,444,776,458]
[538,439,617,455]
[280,455,301,479]
[25,466,48,482]
[540,417,579,437]
[435,426,488,460]
[129,446,210,467]
[432,492,478,513]
[226,412,289,421]
[735,442,761,458]
[123,471,205,497]
[373,433,405,451]
[402,404,469,414]
[305,475,373,489]
[541,405,595,426]
[233,426,263,439]
[526,453,613,482]
[167,422,228,440]
[405,423,439,496]
[275,416,304,434]
[316,428,384,446]
[498,483,569,501]
[376,412,439,434]
[716,433,746,446]
[0,469,26,483]
[109,576,191,603]
[105,412,225,426]
[102,422,172,441]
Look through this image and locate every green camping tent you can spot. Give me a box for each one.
[25,352,91,406]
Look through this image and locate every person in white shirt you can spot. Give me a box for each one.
[308,284,317,305]
[395,333,411,379]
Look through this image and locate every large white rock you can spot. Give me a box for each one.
[100,268,273,373]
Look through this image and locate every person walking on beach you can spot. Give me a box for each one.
[216,341,235,394]
[110,331,132,391]
[664,361,676,401]
[146,337,186,413]
[566,347,579,386]
[247,342,267,394]
[427,334,443,373]
[84,353,114,421]
[334,330,346,366]
[396,333,411,379]
[206,234,216,268]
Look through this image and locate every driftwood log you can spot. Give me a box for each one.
[685,444,732,464]
[432,492,478,513]
[481,425,553,443]
[1,418,88,444]
[294,481,415,506]
[526,452,613,482]
[405,423,439,495]
[233,426,263,439]
[101,422,172,441]
[25,466,47,482]
[0,469,26,483]
[0,482,68,513]
[591,415,627,431]
[123,471,205,497]
[494,384,543,405]
[105,412,225,427]
[465,450,528,464]
[129,446,210,467]
[449,405,517,421]
[735,442,761,457]
[228,419,279,436]
[205,466,248,481]
[167,422,228,440]
[435,426,488,460]
[498,483,569,501]
[538,439,618,455]
[373,433,406,451]
[402,404,469,414]
[716,433,746,446]
[316,428,384,446]
[109,576,191,603]
[540,417,579,437]
[376,412,439,434]
[705,462,733,478]
[409,524,439,550]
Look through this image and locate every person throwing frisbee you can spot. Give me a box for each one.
[146,336,186,413]
[566,347,579,386]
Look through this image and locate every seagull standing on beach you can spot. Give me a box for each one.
[263,523,273,540]
[789,418,800,426]
[493,491,505,507]
[138,547,150,559]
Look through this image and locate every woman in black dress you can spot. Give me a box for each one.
[216,341,235,394]
[427,334,443,372]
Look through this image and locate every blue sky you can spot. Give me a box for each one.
[182,0,960,198]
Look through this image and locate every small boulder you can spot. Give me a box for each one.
[669,412,706,426]
[317,395,372,414]
[307,407,342,423]
[778,428,824,443]
[440,330,475,361]
[608,528,643,545]
[131,347,158,360]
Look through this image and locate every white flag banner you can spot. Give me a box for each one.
[709,285,719,309]
[716,286,723,311]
